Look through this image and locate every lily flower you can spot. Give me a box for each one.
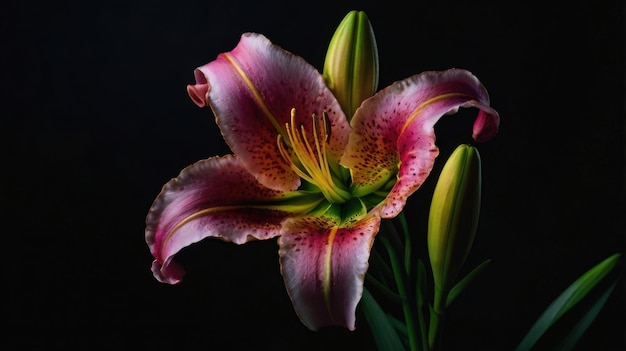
[145,32,500,331]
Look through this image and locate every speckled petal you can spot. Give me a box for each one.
[187,33,350,192]
[278,214,381,330]
[145,155,290,284]
[341,69,500,218]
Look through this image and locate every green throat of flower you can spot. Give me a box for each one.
[278,108,352,204]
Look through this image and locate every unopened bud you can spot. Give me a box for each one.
[428,144,482,291]
[323,10,379,118]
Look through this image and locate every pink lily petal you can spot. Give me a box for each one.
[187,33,350,192]
[145,155,290,284]
[278,215,381,330]
[342,69,500,218]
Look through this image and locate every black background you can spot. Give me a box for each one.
[4,0,625,350]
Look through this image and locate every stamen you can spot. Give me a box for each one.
[277,108,351,203]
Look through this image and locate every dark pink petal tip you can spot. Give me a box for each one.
[470,103,500,142]
[187,84,209,107]
[151,259,185,284]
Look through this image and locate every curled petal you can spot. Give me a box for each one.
[341,69,500,218]
[471,104,500,142]
[187,33,350,192]
[278,215,381,330]
[187,84,209,107]
[145,155,289,284]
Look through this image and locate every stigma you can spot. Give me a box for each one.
[278,108,351,203]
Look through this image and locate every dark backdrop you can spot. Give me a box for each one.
[4,0,625,350]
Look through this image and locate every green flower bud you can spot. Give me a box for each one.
[323,10,379,118]
[427,144,482,292]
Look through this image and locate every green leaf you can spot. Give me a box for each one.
[445,259,491,308]
[366,274,403,303]
[556,280,619,351]
[369,246,394,286]
[361,287,406,351]
[515,253,622,351]
[386,313,409,340]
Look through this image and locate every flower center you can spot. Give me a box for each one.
[278,108,352,204]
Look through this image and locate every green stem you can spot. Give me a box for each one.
[417,304,429,351]
[416,282,429,351]
[397,212,412,276]
[398,212,428,351]
[380,233,420,351]
[428,285,448,351]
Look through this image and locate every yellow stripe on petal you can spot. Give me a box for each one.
[223,53,288,141]
[164,199,324,249]
[323,226,339,322]
[400,93,469,135]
